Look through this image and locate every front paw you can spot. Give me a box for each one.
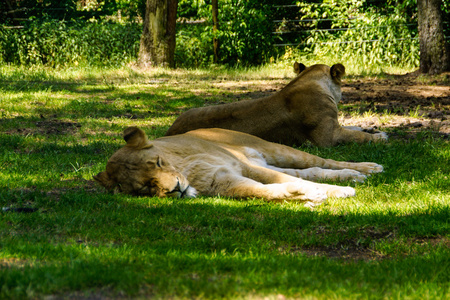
[303,186,328,202]
[327,186,355,198]
[183,186,198,198]
[287,182,327,202]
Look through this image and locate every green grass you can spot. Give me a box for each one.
[0,64,449,299]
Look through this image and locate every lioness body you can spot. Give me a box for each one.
[95,127,383,207]
[165,63,387,147]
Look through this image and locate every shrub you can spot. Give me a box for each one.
[1,19,141,67]
[175,23,214,68]
[215,1,275,66]
[291,0,419,69]
[176,0,275,67]
[0,0,430,69]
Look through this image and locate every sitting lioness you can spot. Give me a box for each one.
[165,63,388,147]
[94,127,383,207]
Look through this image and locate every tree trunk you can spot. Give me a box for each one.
[417,0,450,74]
[212,0,219,63]
[138,0,178,68]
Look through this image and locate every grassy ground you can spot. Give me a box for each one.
[0,64,449,299]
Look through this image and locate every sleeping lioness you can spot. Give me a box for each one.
[94,127,383,207]
[165,63,388,147]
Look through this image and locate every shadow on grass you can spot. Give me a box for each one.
[1,82,205,121]
[0,190,448,298]
[0,79,111,94]
[0,113,171,138]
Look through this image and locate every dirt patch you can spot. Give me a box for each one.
[280,228,449,261]
[0,257,30,269]
[302,226,394,261]
[43,284,161,300]
[339,72,450,139]
[281,244,385,262]
[44,179,102,201]
[5,117,81,136]
[300,247,383,261]
[1,179,101,208]
[410,236,450,248]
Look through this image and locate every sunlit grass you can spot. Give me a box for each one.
[0,64,449,299]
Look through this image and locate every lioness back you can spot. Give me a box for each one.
[165,63,344,146]
[165,63,388,147]
[165,93,303,143]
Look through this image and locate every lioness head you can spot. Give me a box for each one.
[294,61,345,84]
[94,127,197,198]
[292,62,346,106]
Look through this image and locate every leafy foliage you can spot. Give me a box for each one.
[0,19,140,67]
[176,0,423,68]
[1,0,146,23]
[287,0,420,69]
[2,0,447,68]
[214,1,275,66]
[176,0,275,67]
[175,23,214,68]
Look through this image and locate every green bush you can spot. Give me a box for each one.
[291,0,419,69]
[1,1,276,68]
[215,1,275,66]
[1,0,437,69]
[176,0,275,67]
[175,23,214,68]
[1,19,141,67]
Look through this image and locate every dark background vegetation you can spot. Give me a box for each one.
[2,0,448,68]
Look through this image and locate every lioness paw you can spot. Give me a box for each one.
[374,132,388,142]
[335,169,367,182]
[303,186,354,208]
[327,186,355,198]
[303,186,328,202]
[287,182,327,202]
[366,163,383,174]
[183,186,198,198]
[355,162,383,175]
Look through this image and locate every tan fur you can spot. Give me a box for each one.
[95,127,383,207]
[165,63,388,147]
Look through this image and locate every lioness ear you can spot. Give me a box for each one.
[123,126,152,149]
[330,64,345,83]
[293,62,306,75]
[94,171,115,190]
